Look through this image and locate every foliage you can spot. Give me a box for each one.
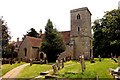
[0,17,11,58]
[92,9,120,57]
[1,62,26,76]
[41,19,66,62]
[2,42,17,58]
[26,28,39,38]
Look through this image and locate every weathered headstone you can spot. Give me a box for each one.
[79,55,85,73]
[30,59,33,66]
[111,53,113,59]
[61,60,64,68]
[118,56,120,66]
[90,55,95,63]
[63,58,66,62]
[98,55,101,62]
[56,60,60,70]
[40,59,43,64]
[52,64,57,73]
[46,60,48,64]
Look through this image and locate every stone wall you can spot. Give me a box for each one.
[59,45,73,60]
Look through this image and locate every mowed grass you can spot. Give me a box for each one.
[1,62,26,76]
[17,64,52,78]
[56,58,119,78]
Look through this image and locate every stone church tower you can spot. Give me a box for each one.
[70,7,93,59]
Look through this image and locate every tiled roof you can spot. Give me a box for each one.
[26,36,42,47]
[41,31,70,44]
[59,31,70,44]
[21,31,70,48]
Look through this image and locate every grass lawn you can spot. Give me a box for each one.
[16,58,119,79]
[56,58,119,78]
[1,62,26,76]
[17,64,52,78]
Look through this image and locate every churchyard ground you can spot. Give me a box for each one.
[16,58,119,78]
[1,62,26,76]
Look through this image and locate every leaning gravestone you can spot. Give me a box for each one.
[118,56,120,66]
[79,55,85,73]
[52,64,57,74]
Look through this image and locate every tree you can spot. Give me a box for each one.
[41,19,66,62]
[0,17,11,57]
[92,19,110,57]
[92,9,120,57]
[26,28,39,38]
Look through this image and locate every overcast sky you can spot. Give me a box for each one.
[0,0,120,41]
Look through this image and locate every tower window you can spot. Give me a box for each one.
[78,27,80,32]
[77,14,80,19]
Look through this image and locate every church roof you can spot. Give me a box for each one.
[41,31,70,44]
[59,31,70,44]
[19,31,70,48]
[26,36,42,48]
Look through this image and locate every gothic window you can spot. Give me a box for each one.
[77,14,80,19]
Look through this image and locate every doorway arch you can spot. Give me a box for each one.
[40,52,44,60]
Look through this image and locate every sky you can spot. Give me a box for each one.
[0,0,120,41]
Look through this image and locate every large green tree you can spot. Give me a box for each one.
[41,19,66,62]
[0,17,11,57]
[93,9,120,57]
[26,28,39,38]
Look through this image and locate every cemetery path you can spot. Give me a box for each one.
[1,63,29,78]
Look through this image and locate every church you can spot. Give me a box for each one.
[16,7,93,62]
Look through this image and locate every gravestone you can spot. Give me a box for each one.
[40,59,43,64]
[111,53,113,59]
[90,55,95,63]
[118,56,120,66]
[56,60,60,70]
[98,55,101,62]
[46,60,48,64]
[30,59,32,66]
[79,55,85,73]
[61,59,64,68]
[63,58,66,62]
[52,64,57,73]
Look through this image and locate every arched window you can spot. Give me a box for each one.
[24,48,27,56]
[77,14,80,19]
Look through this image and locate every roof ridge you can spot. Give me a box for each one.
[26,36,41,40]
